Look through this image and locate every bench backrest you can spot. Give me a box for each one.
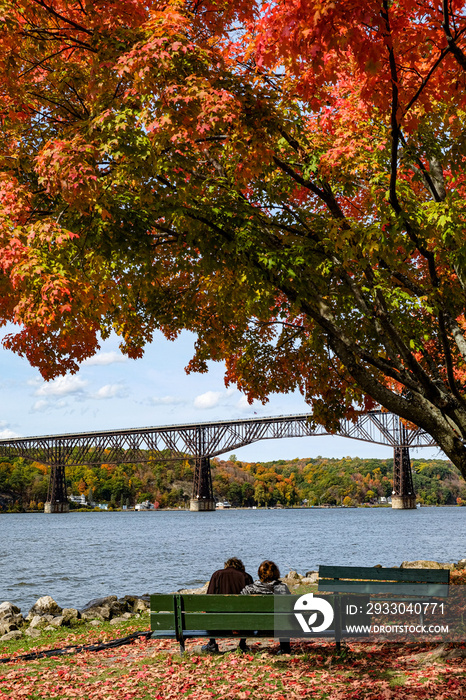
[318,565,450,596]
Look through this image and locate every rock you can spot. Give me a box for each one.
[177,583,209,595]
[133,599,149,613]
[80,609,103,621]
[284,570,302,581]
[27,596,62,620]
[61,608,81,625]
[400,560,455,570]
[0,614,24,635]
[0,620,17,636]
[457,558,466,569]
[81,595,117,612]
[24,627,41,638]
[0,602,24,634]
[119,595,149,613]
[44,625,56,632]
[0,602,21,618]
[29,614,54,629]
[109,615,130,625]
[89,620,102,627]
[80,595,126,621]
[49,616,65,628]
[0,630,23,641]
[304,571,318,578]
[300,573,318,584]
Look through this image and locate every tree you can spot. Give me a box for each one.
[3,2,466,473]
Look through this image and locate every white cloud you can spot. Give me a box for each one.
[194,391,222,409]
[35,376,88,397]
[148,395,186,406]
[236,395,261,413]
[82,352,127,367]
[91,384,128,400]
[31,400,49,412]
[236,395,251,411]
[0,428,19,439]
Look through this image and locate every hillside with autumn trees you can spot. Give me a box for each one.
[1,454,465,511]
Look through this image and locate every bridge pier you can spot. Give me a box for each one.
[189,498,216,511]
[44,500,70,514]
[391,444,416,509]
[45,460,69,513]
[190,455,215,511]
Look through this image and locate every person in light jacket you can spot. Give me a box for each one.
[241,560,291,654]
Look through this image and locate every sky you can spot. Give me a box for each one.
[0,327,447,463]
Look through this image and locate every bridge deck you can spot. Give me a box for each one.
[0,411,436,467]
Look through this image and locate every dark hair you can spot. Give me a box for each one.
[258,560,280,583]
[225,557,245,572]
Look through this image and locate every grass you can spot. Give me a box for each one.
[0,613,150,660]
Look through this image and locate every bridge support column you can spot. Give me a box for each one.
[391,444,416,509]
[190,456,215,511]
[45,461,69,513]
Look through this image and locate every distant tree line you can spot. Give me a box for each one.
[0,454,465,511]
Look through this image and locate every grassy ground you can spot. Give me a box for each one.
[1,613,465,699]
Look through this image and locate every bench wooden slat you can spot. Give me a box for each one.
[177,594,311,612]
[151,628,339,639]
[319,566,450,584]
[150,594,176,612]
[179,594,277,612]
[150,612,176,630]
[318,581,449,596]
[183,612,287,630]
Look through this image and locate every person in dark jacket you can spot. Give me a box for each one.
[241,560,291,654]
[202,557,253,653]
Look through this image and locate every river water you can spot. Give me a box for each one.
[1,507,464,614]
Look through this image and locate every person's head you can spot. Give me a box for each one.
[224,557,245,572]
[258,560,280,582]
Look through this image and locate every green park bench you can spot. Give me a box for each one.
[150,592,341,654]
[318,565,450,648]
[150,566,450,654]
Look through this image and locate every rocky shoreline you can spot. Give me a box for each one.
[1,558,464,643]
[0,594,151,643]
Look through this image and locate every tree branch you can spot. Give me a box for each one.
[29,0,93,36]
[442,0,466,70]
[381,0,401,214]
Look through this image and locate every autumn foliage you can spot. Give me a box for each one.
[1,627,466,699]
[3,3,466,472]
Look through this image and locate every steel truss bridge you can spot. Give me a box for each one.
[0,411,436,511]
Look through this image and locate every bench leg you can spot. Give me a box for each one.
[334,594,342,652]
[179,641,185,655]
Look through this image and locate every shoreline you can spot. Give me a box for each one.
[1,503,465,514]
